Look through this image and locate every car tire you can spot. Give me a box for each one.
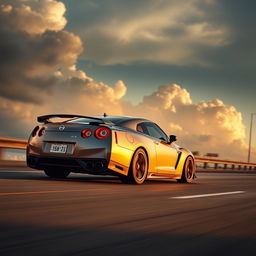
[44,168,70,178]
[177,156,195,183]
[121,148,148,185]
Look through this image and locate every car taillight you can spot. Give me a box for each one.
[31,126,39,137]
[38,127,45,136]
[81,128,92,139]
[95,127,110,139]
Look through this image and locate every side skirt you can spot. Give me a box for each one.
[147,173,181,179]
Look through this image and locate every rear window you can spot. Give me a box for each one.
[68,118,101,124]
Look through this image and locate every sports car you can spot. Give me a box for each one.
[27,114,196,184]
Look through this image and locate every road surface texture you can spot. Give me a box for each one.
[0,168,255,256]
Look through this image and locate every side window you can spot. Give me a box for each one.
[136,124,143,133]
[144,122,168,142]
[136,123,148,135]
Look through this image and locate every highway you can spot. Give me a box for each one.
[0,168,255,255]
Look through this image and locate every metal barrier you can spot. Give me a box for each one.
[0,137,256,170]
[195,156,256,170]
[0,137,27,160]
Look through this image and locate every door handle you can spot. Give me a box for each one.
[154,141,159,145]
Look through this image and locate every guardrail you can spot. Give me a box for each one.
[0,137,27,160]
[195,156,256,170]
[0,137,256,170]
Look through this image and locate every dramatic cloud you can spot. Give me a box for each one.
[70,0,229,65]
[0,0,67,34]
[0,0,83,103]
[121,84,247,159]
[0,0,251,161]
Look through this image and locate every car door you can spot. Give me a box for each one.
[140,122,179,172]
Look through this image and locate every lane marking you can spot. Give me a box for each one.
[0,188,107,196]
[170,191,245,199]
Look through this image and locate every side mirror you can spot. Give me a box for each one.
[169,135,177,143]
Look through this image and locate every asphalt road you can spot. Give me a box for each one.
[0,169,255,256]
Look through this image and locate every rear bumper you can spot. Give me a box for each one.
[27,154,114,175]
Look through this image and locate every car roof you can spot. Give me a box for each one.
[69,115,152,131]
[95,116,151,130]
[97,116,148,123]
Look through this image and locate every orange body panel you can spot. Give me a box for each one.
[108,129,193,179]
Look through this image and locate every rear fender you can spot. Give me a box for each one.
[108,130,156,176]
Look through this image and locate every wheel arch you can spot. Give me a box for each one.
[130,146,149,171]
[125,146,149,184]
[135,146,149,162]
[175,151,195,177]
[176,154,196,183]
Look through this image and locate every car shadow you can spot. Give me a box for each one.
[0,168,185,185]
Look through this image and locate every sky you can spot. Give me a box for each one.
[0,0,255,161]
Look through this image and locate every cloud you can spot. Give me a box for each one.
[0,0,250,161]
[141,84,192,112]
[0,0,128,134]
[0,0,67,34]
[0,97,37,137]
[0,0,128,105]
[0,0,82,103]
[72,0,229,65]
[121,84,247,159]
[57,78,127,116]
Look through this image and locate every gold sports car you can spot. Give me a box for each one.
[27,114,196,184]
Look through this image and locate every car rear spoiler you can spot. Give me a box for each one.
[37,114,114,125]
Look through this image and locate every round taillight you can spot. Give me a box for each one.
[95,127,110,139]
[81,128,92,139]
[31,126,39,137]
[38,127,45,136]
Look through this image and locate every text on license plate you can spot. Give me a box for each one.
[50,144,67,153]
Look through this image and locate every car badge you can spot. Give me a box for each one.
[59,125,65,131]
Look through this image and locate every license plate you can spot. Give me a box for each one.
[50,144,67,153]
